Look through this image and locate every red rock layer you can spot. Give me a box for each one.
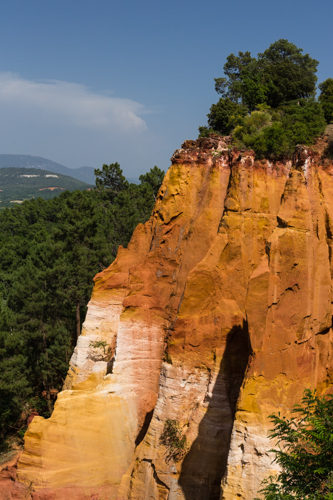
[4,137,333,500]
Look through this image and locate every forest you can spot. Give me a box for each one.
[0,163,164,449]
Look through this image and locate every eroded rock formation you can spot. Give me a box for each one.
[10,136,333,499]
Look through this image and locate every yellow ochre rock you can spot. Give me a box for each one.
[12,137,333,499]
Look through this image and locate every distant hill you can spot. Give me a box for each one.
[0,155,96,184]
[0,167,93,207]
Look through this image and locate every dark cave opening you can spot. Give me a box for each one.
[178,321,251,500]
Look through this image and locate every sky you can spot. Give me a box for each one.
[0,0,332,177]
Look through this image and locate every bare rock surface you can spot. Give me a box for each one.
[4,137,333,499]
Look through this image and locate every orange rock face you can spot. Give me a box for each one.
[8,137,333,500]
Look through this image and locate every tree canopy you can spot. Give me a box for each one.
[139,165,165,198]
[258,39,318,108]
[200,40,331,158]
[94,162,129,194]
[213,40,318,110]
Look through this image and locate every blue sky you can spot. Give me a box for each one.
[0,0,332,176]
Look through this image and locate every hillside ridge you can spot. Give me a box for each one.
[0,167,92,207]
[0,154,96,184]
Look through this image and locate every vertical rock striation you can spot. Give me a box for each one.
[13,137,333,500]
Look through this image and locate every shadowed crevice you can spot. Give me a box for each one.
[135,409,154,447]
[178,321,251,500]
[106,358,115,374]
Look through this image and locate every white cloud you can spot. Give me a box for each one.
[0,72,148,132]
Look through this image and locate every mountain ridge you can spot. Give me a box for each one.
[0,154,96,184]
[0,167,92,207]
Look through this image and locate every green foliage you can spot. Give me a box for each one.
[139,166,165,198]
[94,162,129,193]
[198,126,217,138]
[233,109,272,138]
[258,39,318,108]
[319,78,333,123]
[17,427,27,440]
[215,40,318,110]
[89,340,110,356]
[89,340,108,351]
[281,100,326,146]
[201,40,329,158]
[0,163,164,447]
[257,389,333,499]
[234,100,326,158]
[215,51,263,110]
[160,419,189,463]
[205,97,248,136]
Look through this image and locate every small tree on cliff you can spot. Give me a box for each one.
[257,390,333,499]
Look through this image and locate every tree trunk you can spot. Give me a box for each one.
[42,331,53,415]
[76,301,81,339]
[45,390,52,415]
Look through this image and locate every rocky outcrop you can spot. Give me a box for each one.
[12,136,333,499]
[0,452,28,500]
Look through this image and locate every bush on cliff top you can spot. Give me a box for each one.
[232,100,326,158]
[200,39,330,158]
[257,389,333,500]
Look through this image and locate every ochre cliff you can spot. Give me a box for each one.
[8,136,333,499]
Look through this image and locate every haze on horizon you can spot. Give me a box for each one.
[0,0,332,177]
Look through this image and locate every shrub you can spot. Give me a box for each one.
[257,389,333,499]
[198,126,218,138]
[234,100,326,159]
[160,419,189,462]
[89,340,111,359]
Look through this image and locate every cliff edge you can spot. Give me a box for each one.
[10,136,333,499]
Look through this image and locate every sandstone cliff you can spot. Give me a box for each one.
[9,136,333,499]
